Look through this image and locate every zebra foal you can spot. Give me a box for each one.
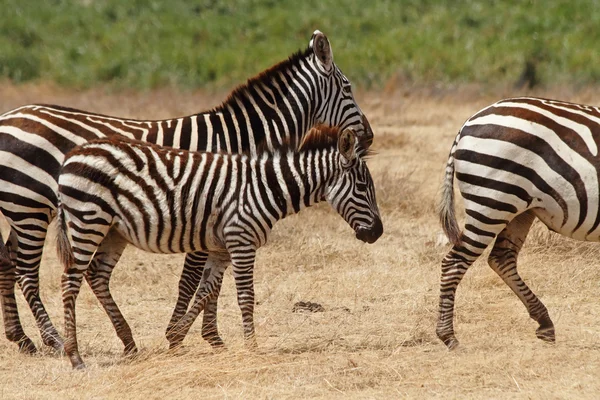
[438,96,600,349]
[0,30,373,354]
[55,125,382,369]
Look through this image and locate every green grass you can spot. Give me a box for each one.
[1,0,600,90]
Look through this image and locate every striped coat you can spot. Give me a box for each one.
[56,125,383,369]
[0,30,374,354]
[438,96,600,348]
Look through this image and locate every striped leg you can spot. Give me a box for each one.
[62,261,89,369]
[84,231,137,355]
[166,251,225,348]
[230,248,257,348]
[200,270,224,348]
[62,220,112,369]
[0,229,37,353]
[437,211,511,350]
[487,210,555,342]
[166,254,228,349]
[14,221,65,352]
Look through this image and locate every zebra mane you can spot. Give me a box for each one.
[255,124,374,159]
[300,124,376,160]
[212,46,314,113]
[298,124,340,151]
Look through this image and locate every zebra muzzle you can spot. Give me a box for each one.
[355,217,383,244]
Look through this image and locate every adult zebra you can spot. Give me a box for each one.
[0,30,374,354]
[437,96,600,349]
[55,125,382,369]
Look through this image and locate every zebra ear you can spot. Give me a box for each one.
[310,30,333,72]
[339,129,357,162]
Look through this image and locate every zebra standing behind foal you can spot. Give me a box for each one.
[0,30,374,354]
[55,125,383,369]
[438,96,600,349]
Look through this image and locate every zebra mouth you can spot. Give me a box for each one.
[355,218,383,244]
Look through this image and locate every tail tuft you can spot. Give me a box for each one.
[438,139,461,246]
[56,205,75,267]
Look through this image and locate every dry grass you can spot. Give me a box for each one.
[1,83,600,399]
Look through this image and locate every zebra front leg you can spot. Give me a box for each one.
[0,230,36,353]
[230,248,257,348]
[487,210,555,343]
[14,225,65,352]
[166,252,208,340]
[166,255,228,349]
[84,232,137,355]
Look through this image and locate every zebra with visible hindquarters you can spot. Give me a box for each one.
[0,30,373,354]
[56,125,383,369]
[438,96,600,349]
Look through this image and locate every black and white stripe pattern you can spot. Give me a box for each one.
[56,125,383,369]
[0,30,374,354]
[437,96,600,348]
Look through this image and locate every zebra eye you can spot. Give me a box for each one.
[342,85,352,94]
[356,182,368,192]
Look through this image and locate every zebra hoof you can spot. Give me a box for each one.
[444,337,460,350]
[436,329,459,350]
[203,334,225,349]
[122,345,138,357]
[18,338,37,355]
[536,326,555,343]
[69,355,86,370]
[73,362,87,370]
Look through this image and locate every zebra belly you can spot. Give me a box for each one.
[113,214,227,255]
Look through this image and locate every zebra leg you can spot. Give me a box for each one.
[230,249,257,348]
[487,210,555,343]
[201,269,225,348]
[62,261,89,370]
[84,231,137,355]
[166,254,228,349]
[14,223,65,352]
[166,252,208,339]
[59,210,112,370]
[436,215,510,350]
[0,229,37,354]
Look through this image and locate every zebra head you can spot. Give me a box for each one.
[325,128,383,244]
[310,30,374,150]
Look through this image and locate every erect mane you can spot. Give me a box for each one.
[298,125,376,159]
[298,124,340,152]
[212,46,314,113]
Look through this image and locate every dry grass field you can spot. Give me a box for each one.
[0,83,599,399]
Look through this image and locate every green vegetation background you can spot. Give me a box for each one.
[1,0,599,90]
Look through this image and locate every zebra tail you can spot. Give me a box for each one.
[56,205,75,268]
[438,137,461,246]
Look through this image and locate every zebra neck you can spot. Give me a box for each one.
[200,58,318,154]
[256,148,338,222]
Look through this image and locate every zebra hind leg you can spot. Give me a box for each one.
[487,210,555,343]
[166,254,229,349]
[201,271,225,348]
[437,217,509,350]
[84,230,137,356]
[166,252,225,348]
[13,225,65,352]
[0,229,36,354]
[166,252,207,341]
